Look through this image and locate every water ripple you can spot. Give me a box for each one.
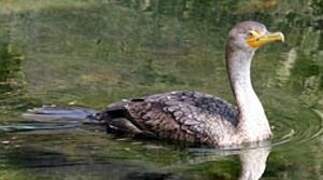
[271,108,323,147]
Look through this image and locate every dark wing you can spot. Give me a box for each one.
[97,91,237,145]
[126,100,210,144]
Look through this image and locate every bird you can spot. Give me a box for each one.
[92,21,285,147]
[92,21,284,147]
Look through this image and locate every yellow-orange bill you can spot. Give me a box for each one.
[247,32,285,48]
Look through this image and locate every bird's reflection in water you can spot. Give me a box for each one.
[2,120,270,180]
[238,147,270,180]
[187,143,271,180]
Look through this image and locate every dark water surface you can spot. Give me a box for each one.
[0,0,323,179]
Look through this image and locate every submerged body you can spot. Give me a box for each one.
[95,89,271,146]
[93,21,284,147]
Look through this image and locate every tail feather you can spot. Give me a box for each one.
[0,106,108,133]
[23,105,102,124]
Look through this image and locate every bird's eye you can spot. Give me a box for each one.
[247,30,259,38]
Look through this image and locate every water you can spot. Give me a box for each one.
[0,0,323,179]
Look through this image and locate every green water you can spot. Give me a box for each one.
[0,0,323,179]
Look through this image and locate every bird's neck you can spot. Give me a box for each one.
[226,48,272,140]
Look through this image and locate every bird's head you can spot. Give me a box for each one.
[227,21,284,51]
